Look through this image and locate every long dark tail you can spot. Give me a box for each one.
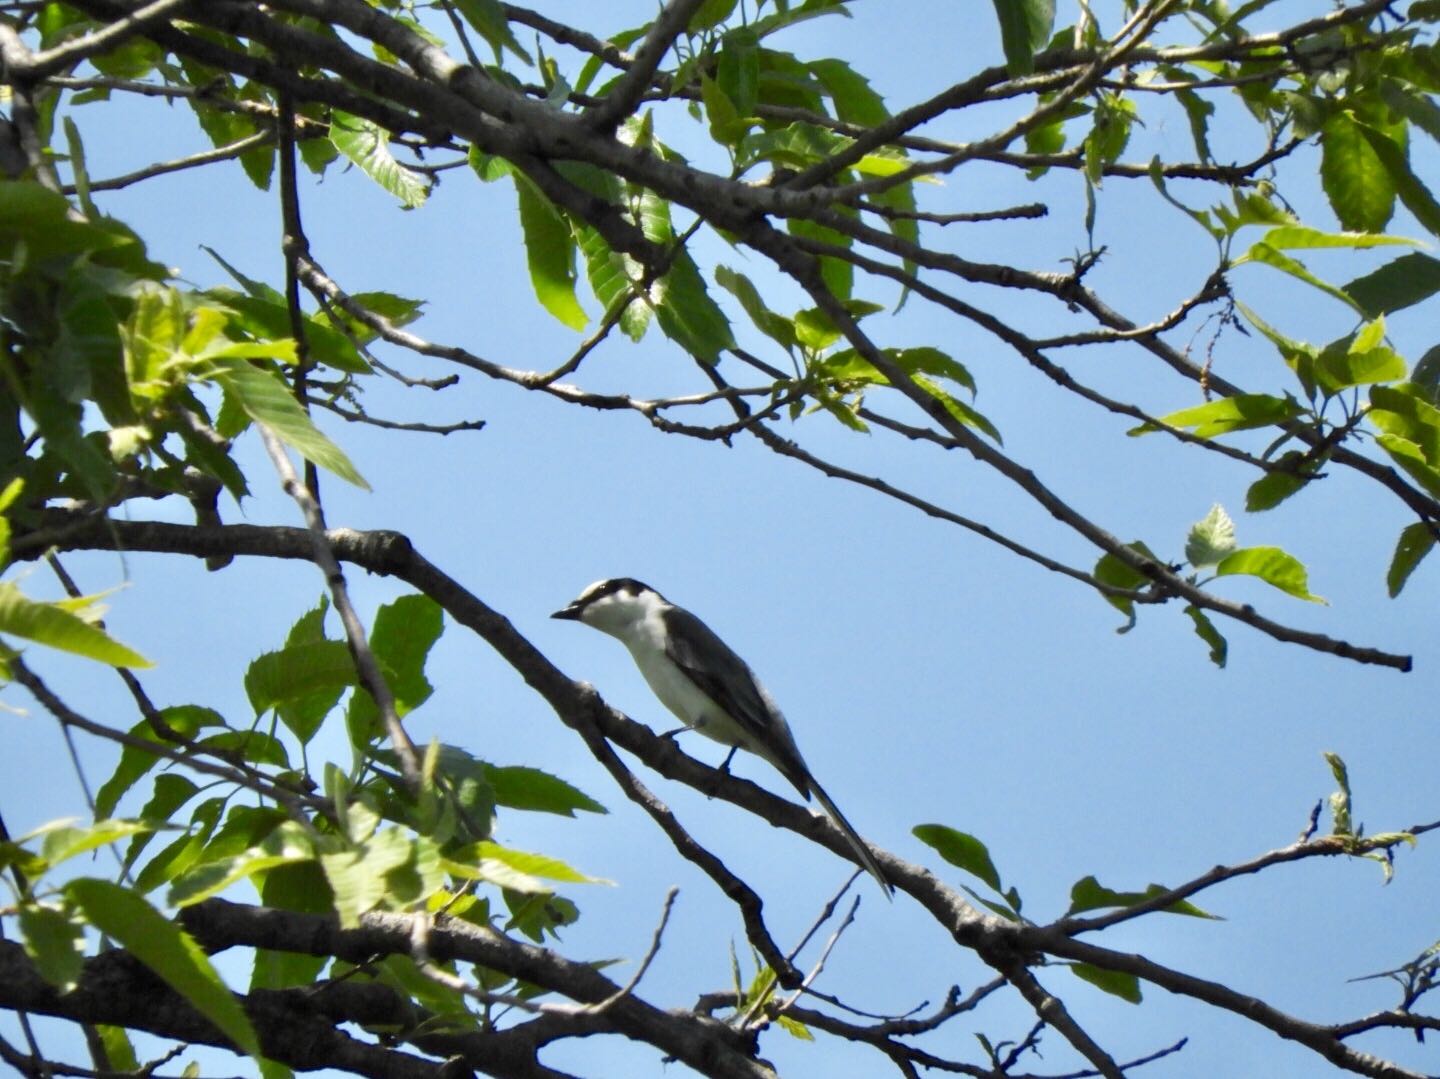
[807,778,894,898]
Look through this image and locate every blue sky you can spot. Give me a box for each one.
[4,2,1439,1076]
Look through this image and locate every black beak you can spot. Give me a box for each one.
[551,605,583,620]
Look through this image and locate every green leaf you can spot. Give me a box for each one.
[808,58,888,126]
[1354,119,1440,239]
[453,0,530,62]
[1092,540,1160,625]
[1370,383,1440,464]
[1344,252,1440,318]
[329,112,427,208]
[912,824,1001,892]
[1067,874,1219,918]
[1387,522,1435,597]
[1132,393,1304,438]
[213,360,369,488]
[1245,457,1309,513]
[482,765,607,816]
[39,819,155,869]
[244,639,358,717]
[990,0,1055,74]
[94,706,222,818]
[1069,962,1142,1003]
[168,823,314,908]
[512,173,589,331]
[19,905,86,991]
[1237,243,1361,312]
[1185,503,1237,568]
[320,827,416,925]
[689,0,739,31]
[67,878,261,1057]
[368,594,443,715]
[1185,605,1228,668]
[0,582,151,667]
[1216,546,1326,603]
[576,225,651,342]
[714,265,796,351]
[447,840,609,891]
[1256,225,1414,251]
[653,251,735,364]
[1320,110,1396,233]
[94,1028,138,1074]
[1325,750,1353,836]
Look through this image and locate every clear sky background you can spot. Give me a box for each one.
[4,2,1439,1076]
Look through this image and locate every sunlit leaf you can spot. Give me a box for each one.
[67,878,261,1057]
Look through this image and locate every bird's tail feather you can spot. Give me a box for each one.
[807,779,894,898]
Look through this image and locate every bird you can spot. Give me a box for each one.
[552,578,892,896]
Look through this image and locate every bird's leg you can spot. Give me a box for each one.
[718,747,738,774]
[657,725,689,742]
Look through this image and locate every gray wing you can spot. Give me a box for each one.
[662,606,811,796]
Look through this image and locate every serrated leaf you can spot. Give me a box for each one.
[1387,522,1435,597]
[482,765,607,816]
[329,112,427,208]
[1354,118,1440,239]
[213,360,368,488]
[1344,252,1440,318]
[912,824,1001,892]
[714,265,796,351]
[653,251,735,363]
[1216,546,1325,603]
[67,878,261,1057]
[1186,503,1237,568]
[1321,110,1396,233]
[447,840,609,891]
[0,582,150,667]
[368,594,443,715]
[245,639,358,719]
[19,905,85,991]
[95,706,222,818]
[1069,962,1142,1003]
[1238,243,1360,312]
[513,173,588,331]
[320,827,416,925]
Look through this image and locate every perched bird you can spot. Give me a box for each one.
[552,578,892,896]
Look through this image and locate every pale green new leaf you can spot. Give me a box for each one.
[329,112,427,208]
[1185,504,1236,568]
[0,582,151,667]
[1256,226,1415,251]
[213,360,369,488]
[67,878,261,1058]
[447,840,609,892]
[1216,546,1325,603]
[1132,393,1304,438]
